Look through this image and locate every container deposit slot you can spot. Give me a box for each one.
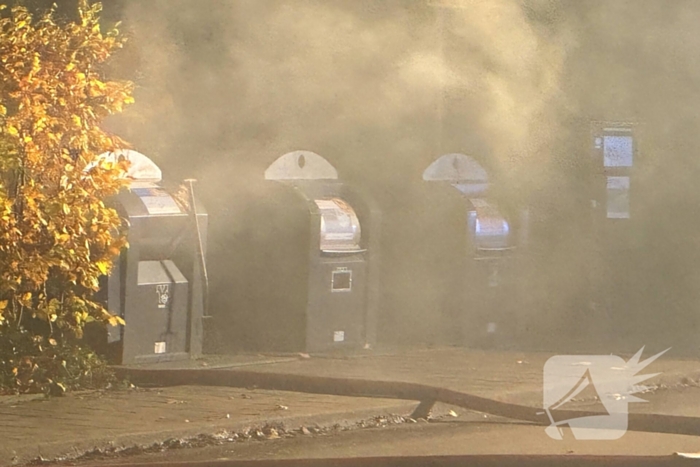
[315,198,363,253]
[468,198,514,254]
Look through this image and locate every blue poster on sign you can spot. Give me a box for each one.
[603,136,633,167]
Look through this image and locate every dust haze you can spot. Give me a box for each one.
[98,0,700,351]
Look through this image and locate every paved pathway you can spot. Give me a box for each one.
[1,346,697,466]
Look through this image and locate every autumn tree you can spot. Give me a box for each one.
[0,1,133,394]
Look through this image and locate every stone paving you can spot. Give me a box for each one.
[1,346,697,466]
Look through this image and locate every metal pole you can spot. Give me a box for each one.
[184,178,210,318]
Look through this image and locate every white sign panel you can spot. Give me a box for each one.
[606,176,630,219]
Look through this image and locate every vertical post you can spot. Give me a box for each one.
[185,178,210,318]
[184,178,209,358]
[363,201,381,350]
[588,122,607,343]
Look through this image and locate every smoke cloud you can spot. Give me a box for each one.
[18,0,700,353]
[112,1,572,184]
[103,0,579,346]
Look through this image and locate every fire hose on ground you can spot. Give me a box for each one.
[114,367,700,438]
[93,455,699,467]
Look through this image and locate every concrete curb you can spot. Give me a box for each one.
[1,400,420,466]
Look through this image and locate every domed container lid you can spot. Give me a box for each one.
[91,149,162,187]
[422,153,489,197]
[91,150,183,215]
[265,150,338,181]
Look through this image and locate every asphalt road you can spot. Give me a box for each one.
[72,387,700,465]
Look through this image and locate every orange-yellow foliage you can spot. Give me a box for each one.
[0,1,133,336]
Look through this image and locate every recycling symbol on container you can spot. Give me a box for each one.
[156,284,170,309]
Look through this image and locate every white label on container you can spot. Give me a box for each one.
[154,341,167,354]
[487,322,497,334]
[132,187,182,215]
[333,331,345,342]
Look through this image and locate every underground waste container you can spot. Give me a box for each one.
[223,150,380,353]
[420,153,528,347]
[93,149,209,364]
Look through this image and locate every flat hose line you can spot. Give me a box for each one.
[114,367,700,437]
[81,455,698,467]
